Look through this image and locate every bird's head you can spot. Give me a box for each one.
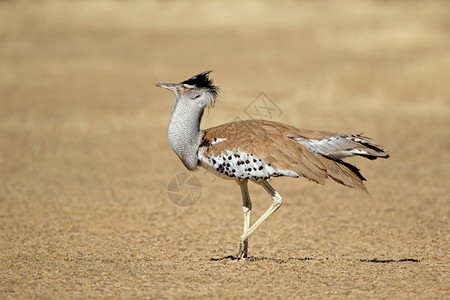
[157,71,219,109]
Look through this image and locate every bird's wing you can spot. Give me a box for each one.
[199,120,379,191]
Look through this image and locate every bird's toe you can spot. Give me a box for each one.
[236,239,248,259]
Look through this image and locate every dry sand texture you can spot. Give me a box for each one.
[0,0,449,298]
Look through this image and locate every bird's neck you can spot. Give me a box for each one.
[168,98,205,170]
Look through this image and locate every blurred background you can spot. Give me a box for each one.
[0,0,449,298]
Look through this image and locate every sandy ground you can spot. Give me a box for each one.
[1,0,449,298]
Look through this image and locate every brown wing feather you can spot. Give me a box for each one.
[201,120,382,191]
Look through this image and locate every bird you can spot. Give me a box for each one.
[157,71,389,259]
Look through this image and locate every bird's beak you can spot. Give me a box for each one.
[156,82,177,92]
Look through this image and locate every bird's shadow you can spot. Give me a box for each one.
[210,255,316,263]
[210,255,420,264]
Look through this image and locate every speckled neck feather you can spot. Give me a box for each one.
[168,94,205,171]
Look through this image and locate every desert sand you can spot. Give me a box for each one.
[0,1,448,298]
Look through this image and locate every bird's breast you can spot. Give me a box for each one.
[198,146,299,182]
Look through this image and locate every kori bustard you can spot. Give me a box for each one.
[157,71,389,259]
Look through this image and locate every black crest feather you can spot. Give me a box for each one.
[181,71,219,97]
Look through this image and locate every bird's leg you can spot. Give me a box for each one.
[238,180,252,258]
[237,180,283,259]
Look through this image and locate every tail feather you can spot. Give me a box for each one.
[350,135,389,160]
[293,134,389,161]
[320,157,368,192]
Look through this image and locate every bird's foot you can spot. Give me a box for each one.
[236,238,248,260]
